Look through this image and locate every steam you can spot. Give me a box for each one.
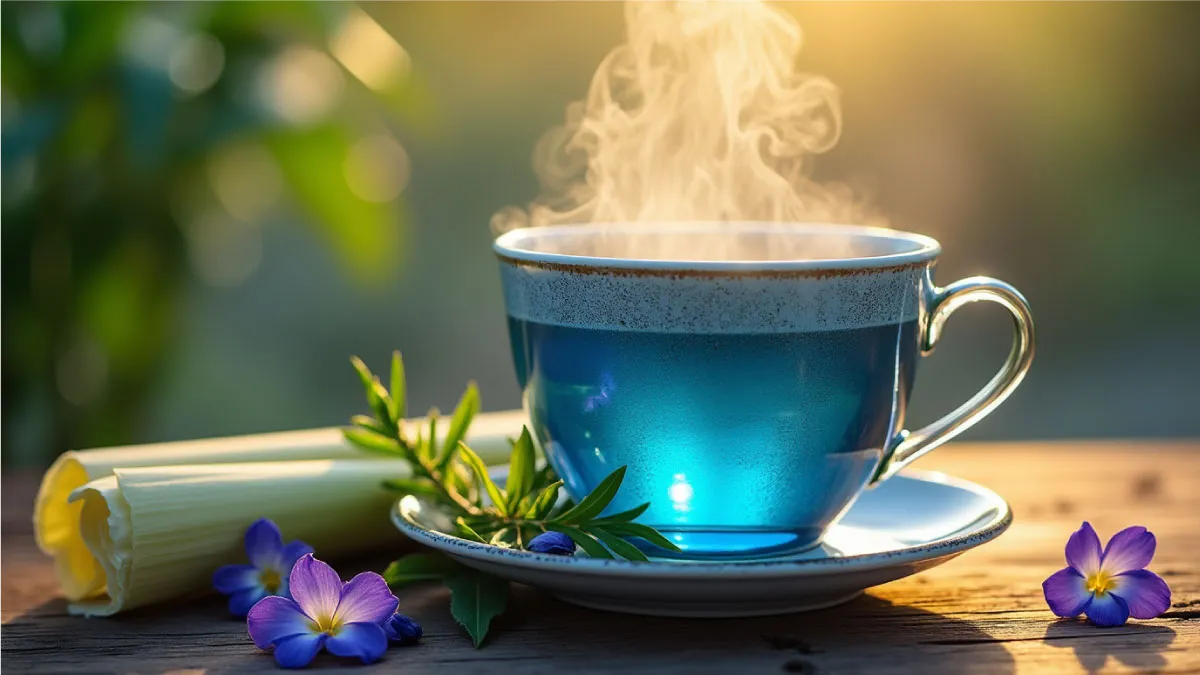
[493,1,870,248]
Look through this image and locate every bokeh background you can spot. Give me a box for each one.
[4,1,1199,467]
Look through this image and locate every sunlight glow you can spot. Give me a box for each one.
[344,134,410,203]
[169,33,225,95]
[329,7,412,92]
[258,46,344,126]
[208,142,282,223]
[668,473,694,514]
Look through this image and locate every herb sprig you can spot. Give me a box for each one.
[344,352,680,561]
[342,352,681,646]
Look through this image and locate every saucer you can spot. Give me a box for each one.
[390,468,1011,617]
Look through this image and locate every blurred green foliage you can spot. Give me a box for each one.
[3,2,1198,467]
[2,1,421,463]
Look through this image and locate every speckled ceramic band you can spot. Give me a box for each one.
[498,261,930,333]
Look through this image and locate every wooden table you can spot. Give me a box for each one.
[3,441,1198,673]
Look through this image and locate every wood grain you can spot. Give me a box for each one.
[3,441,1198,674]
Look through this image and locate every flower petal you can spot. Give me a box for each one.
[528,531,576,556]
[1065,522,1102,575]
[247,596,313,649]
[281,540,315,568]
[1113,569,1172,619]
[273,633,325,669]
[1085,592,1130,627]
[1101,526,1156,575]
[384,613,423,645]
[288,554,342,622]
[1042,567,1092,617]
[245,518,284,569]
[213,564,261,594]
[325,622,388,664]
[334,572,398,625]
[229,586,268,618]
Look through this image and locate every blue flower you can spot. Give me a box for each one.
[384,613,423,645]
[248,554,397,668]
[1042,522,1171,627]
[213,518,313,617]
[527,531,575,556]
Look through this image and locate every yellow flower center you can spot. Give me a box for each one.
[308,613,344,636]
[259,569,282,594]
[1086,570,1115,596]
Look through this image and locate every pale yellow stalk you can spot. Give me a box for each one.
[34,410,525,610]
[70,459,409,616]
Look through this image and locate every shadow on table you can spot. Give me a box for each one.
[1043,619,1177,673]
[3,586,1018,673]
[496,588,1017,674]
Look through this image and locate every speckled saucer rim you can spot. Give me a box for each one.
[390,468,1011,579]
[493,222,942,274]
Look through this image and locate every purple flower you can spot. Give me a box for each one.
[213,519,313,617]
[383,613,423,645]
[247,554,398,668]
[1042,522,1171,627]
[527,531,575,556]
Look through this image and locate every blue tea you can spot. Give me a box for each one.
[509,318,919,556]
[494,223,1035,558]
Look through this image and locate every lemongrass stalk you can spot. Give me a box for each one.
[35,410,525,602]
[69,459,410,616]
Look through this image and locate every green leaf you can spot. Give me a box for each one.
[512,494,535,517]
[587,527,650,562]
[350,356,374,386]
[445,570,509,648]
[531,462,557,491]
[455,517,487,543]
[207,1,329,38]
[504,427,536,512]
[465,522,505,541]
[414,429,426,462]
[369,383,393,426]
[447,464,475,504]
[350,356,380,405]
[553,466,627,523]
[55,3,133,85]
[592,502,650,524]
[546,524,612,559]
[422,408,439,461]
[526,480,563,519]
[350,356,393,427]
[382,477,441,497]
[351,414,391,437]
[343,427,402,456]
[437,382,480,471]
[458,442,507,516]
[388,351,406,422]
[383,553,460,587]
[266,125,404,285]
[599,522,683,554]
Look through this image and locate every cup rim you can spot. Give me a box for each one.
[493,222,941,273]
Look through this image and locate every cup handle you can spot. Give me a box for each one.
[871,276,1035,484]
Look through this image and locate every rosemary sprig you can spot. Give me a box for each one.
[342,351,681,562]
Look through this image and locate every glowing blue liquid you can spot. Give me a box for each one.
[508,318,920,558]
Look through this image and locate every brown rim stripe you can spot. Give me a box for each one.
[495,253,929,279]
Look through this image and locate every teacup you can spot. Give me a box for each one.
[494,222,1034,558]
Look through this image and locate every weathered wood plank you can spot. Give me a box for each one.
[3,442,1198,674]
